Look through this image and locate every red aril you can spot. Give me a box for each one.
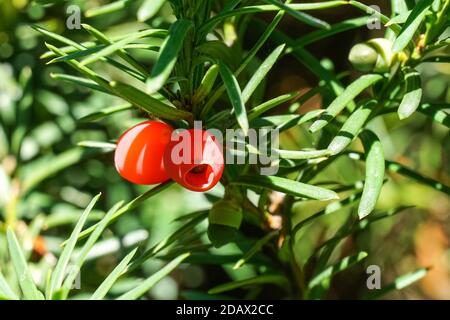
[163,129,224,192]
[114,120,174,185]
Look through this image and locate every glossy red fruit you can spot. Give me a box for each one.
[163,129,224,192]
[114,120,174,185]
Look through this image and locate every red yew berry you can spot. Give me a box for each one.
[114,120,174,185]
[163,129,224,192]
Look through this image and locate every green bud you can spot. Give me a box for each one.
[367,38,394,73]
[207,199,243,247]
[209,199,243,228]
[207,225,238,248]
[349,38,394,73]
[348,43,378,73]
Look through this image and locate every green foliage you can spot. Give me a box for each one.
[1,195,191,300]
[1,0,449,300]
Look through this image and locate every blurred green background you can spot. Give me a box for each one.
[0,0,449,299]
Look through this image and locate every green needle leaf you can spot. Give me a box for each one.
[208,274,288,294]
[392,0,434,53]
[275,110,325,132]
[233,232,278,269]
[21,148,107,194]
[117,253,190,300]
[262,0,330,29]
[110,81,193,122]
[309,74,383,133]
[308,252,368,289]
[32,25,84,50]
[358,131,385,219]
[79,104,134,122]
[48,45,107,64]
[250,114,301,128]
[61,201,124,296]
[41,25,149,83]
[138,0,166,21]
[316,206,412,253]
[347,151,450,194]
[64,182,175,245]
[81,24,150,77]
[246,91,300,122]
[421,55,450,63]
[80,29,167,66]
[219,60,249,135]
[419,103,450,128]
[292,16,370,48]
[85,0,132,17]
[90,248,138,300]
[242,44,285,104]
[129,211,208,271]
[196,41,238,70]
[347,1,401,34]
[366,268,429,299]
[50,73,110,94]
[147,19,194,94]
[44,43,111,91]
[0,272,19,300]
[292,192,363,237]
[47,194,101,299]
[385,10,412,26]
[231,176,339,201]
[398,68,423,120]
[276,149,332,160]
[192,64,219,105]
[200,1,346,34]
[269,27,348,106]
[328,100,376,155]
[201,7,287,118]
[6,229,44,300]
